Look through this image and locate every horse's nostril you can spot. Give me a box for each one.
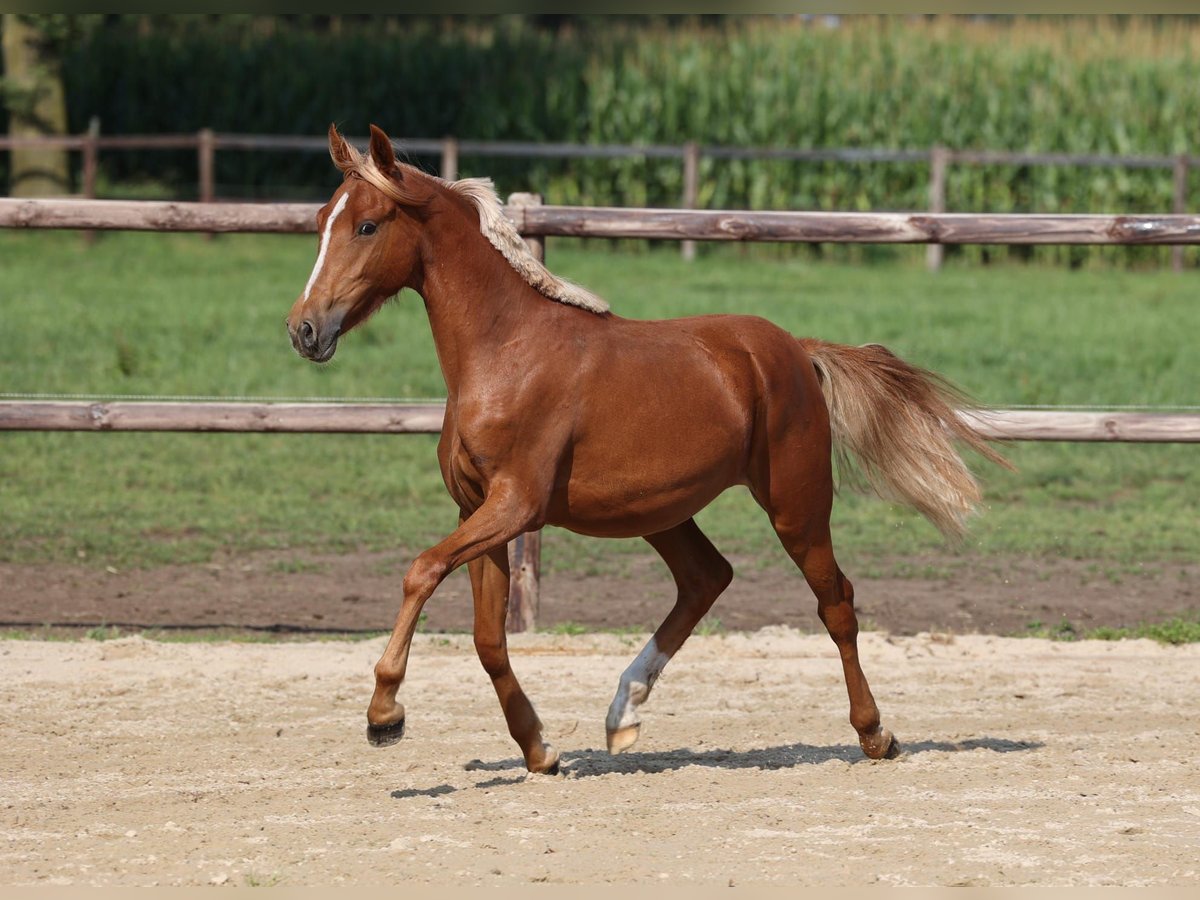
[299,320,316,350]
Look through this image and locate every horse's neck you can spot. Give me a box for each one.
[416,196,549,396]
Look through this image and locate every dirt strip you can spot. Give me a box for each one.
[3,551,1198,637]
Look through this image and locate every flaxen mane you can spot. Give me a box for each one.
[332,142,609,315]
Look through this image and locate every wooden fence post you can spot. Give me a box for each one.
[198,128,215,203]
[82,117,99,245]
[198,128,215,239]
[441,137,459,181]
[82,117,99,199]
[1173,153,1188,272]
[927,145,948,272]
[681,141,700,261]
[503,191,544,633]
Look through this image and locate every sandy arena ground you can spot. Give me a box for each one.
[1,629,1198,886]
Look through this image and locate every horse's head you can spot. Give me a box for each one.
[286,124,424,362]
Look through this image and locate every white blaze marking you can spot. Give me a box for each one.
[303,192,349,304]
[606,637,670,733]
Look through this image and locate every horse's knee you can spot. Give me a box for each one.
[403,553,447,600]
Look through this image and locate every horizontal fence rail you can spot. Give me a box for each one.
[0,198,316,233]
[960,410,1200,443]
[3,131,1197,168]
[2,401,1197,444]
[0,401,445,434]
[517,207,1200,245]
[5,198,1200,245]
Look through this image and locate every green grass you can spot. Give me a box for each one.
[543,622,591,636]
[1024,613,1200,645]
[694,616,726,637]
[0,230,1197,578]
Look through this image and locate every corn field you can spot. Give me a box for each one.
[45,16,1200,265]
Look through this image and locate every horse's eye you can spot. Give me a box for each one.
[357,222,377,236]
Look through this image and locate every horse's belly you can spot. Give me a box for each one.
[547,484,732,538]
[546,427,747,538]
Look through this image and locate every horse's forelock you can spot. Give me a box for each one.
[331,134,430,207]
[351,158,431,208]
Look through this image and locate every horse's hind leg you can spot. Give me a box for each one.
[754,450,899,760]
[467,547,559,774]
[606,518,733,753]
[798,536,899,759]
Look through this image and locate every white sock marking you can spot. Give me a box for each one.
[303,192,349,304]
[606,637,670,733]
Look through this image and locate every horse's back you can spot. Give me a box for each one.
[572,312,801,438]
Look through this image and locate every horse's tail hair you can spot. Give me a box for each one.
[799,338,1011,540]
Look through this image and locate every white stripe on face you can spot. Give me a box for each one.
[303,191,350,304]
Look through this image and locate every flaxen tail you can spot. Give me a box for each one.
[800,338,1011,540]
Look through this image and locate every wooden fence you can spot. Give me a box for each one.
[3,195,1199,630]
[1,400,1196,444]
[1,130,1195,268]
[5,197,1200,246]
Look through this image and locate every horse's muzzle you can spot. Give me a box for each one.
[289,317,340,363]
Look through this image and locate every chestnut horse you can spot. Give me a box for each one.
[286,125,1006,775]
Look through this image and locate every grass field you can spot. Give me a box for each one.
[0,231,1196,577]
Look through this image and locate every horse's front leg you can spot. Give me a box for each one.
[467,546,559,774]
[366,485,539,749]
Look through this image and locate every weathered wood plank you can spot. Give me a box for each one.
[961,410,1200,443]
[1,402,1197,443]
[705,146,929,163]
[927,145,948,271]
[947,149,1177,169]
[6,132,1199,169]
[1173,153,1190,273]
[0,198,320,233]
[0,401,445,433]
[519,206,1200,245]
[506,530,541,634]
[8,199,1200,246]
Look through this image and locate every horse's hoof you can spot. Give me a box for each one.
[861,727,900,760]
[529,758,561,777]
[366,717,406,747]
[606,723,640,754]
[528,744,561,776]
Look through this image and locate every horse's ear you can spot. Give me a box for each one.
[368,124,397,172]
[328,123,355,173]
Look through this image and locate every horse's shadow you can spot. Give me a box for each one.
[390,736,1041,799]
